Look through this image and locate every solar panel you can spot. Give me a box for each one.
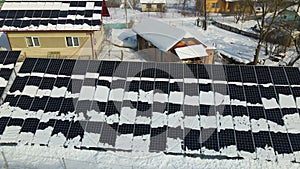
[0,51,20,99]
[0,59,300,161]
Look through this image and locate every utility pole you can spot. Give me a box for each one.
[203,0,207,30]
[1,151,8,169]
[125,0,128,28]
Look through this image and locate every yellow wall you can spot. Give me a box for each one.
[206,0,252,13]
[141,3,166,12]
[7,31,101,60]
[206,0,226,13]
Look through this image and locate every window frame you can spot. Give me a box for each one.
[25,36,40,47]
[66,37,80,47]
[212,3,218,8]
[146,4,152,9]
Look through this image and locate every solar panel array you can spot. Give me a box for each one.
[0,58,300,161]
[0,51,20,100]
[0,0,104,31]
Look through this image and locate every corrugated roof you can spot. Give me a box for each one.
[132,18,185,52]
[0,0,107,31]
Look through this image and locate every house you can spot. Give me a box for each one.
[132,18,215,64]
[0,0,110,60]
[205,0,253,13]
[140,0,166,12]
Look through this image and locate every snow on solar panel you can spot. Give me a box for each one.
[0,58,300,162]
[0,1,104,31]
[0,51,20,103]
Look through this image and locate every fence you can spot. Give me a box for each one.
[212,21,260,39]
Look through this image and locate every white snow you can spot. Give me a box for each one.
[218,115,234,130]
[169,92,184,104]
[31,127,53,145]
[278,94,297,108]
[87,110,106,122]
[123,91,138,101]
[167,111,184,128]
[79,86,95,101]
[132,135,150,152]
[184,95,199,106]
[48,133,67,147]
[22,86,39,97]
[233,116,251,131]
[120,107,136,124]
[175,44,208,59]
[108,88,124,101]
[199,91,214,105]
[94,86,110,102]
[81,132,100,148]
[0,126,21,143]
[151,112,167,127]
[250,119,269,132]
[138,90,153,103]
[166,137,183,153]
[115,134,133,150]
[283,113,300,133]
[262,98,280,109]
[153,92,168,103]
[51,87,67,97]
[200,115,217,128]
[183,116,200,130]
[0,77,7,87]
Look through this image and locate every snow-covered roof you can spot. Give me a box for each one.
[175,44,208,60]
[140,0,166,4]
[286,5,300,16]
[132,18,185,52]
[0,0,107,31]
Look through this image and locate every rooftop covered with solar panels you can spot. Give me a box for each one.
[0,58,300,162]
[0,0,110,31]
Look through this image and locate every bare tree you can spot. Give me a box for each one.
[233,0,247,23]
[246,0,287,65]
[285,2,300,66]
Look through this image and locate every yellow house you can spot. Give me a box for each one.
[205,0,253,13]
[0,0,110,60]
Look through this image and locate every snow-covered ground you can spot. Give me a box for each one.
[1,145,299,169]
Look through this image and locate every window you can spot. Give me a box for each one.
[157,4,162,9]
[146,4,151,9]
[25,37,40,47]
[212,3,218,8]
[66,37,80,47]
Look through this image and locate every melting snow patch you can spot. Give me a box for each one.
[169,92,184,104]
[283,113,300,133]
[79,86,95,100]
[94,86,109,102]
[166,137,183,153]
[109,88,124,101]
[199,91,214,105]
[115,134,133,150]
[0,126,21,144]
[120,107,136,124]
[81,132,100,148]
[22,86,38,97]
[262,98,279,109]
[151,112,167,127]
[167,111,184,128]
[183,116,200,130]
[233,116,251,131]
[278,94,296,108]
